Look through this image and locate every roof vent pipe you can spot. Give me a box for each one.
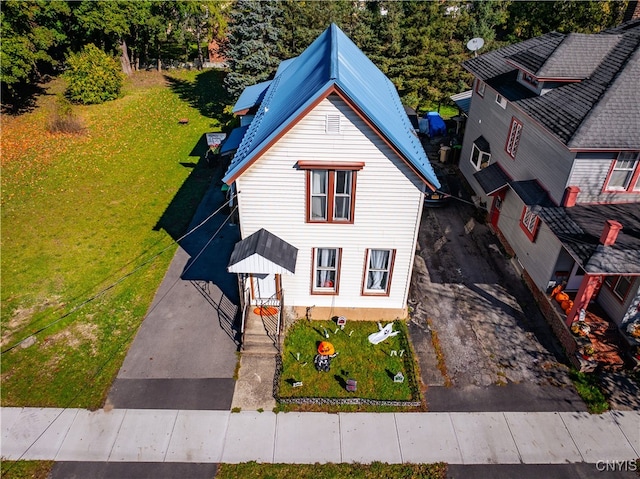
[599,219,623,246]
[562,186,580,207]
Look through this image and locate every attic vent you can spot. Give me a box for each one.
[326,114,341,133]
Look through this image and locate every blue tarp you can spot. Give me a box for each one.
[426,112,447,137]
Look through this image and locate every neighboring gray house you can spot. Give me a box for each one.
[456,21,640,351]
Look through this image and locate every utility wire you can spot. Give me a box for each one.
[1,193,238,355]
[1,207,239,476]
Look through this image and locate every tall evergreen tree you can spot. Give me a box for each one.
[224,0,282,99]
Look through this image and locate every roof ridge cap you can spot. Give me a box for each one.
[330,23,338,80]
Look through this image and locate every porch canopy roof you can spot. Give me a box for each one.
[539,203,640,275]
[227,228,298,275]
[473,162,510,195]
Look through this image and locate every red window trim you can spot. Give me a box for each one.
[310,247,342,296]
[298,160,365,171]
[361,249,396,297]
[505,117,523,159]
[602,154,640,194]
[305,169,358,224]
[519,205,540,242]
[604,275,634,302]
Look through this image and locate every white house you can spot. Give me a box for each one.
[223,24,439,330]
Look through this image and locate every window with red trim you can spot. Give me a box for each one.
[362,249,395,296]
[312,247,340,294]
[520,206,539,241]
[604,152,640,192]
[505,117,523,159]
[299,161,363,223]
[604,275,633,301]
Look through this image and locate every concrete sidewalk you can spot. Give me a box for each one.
[2,407,638,465]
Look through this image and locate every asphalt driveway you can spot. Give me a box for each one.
[408,170,585,412]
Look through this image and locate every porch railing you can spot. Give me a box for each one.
[239,275,251,348]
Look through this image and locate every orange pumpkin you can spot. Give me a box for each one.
[317,341,335,356]
[561,300,574,313]
[555,292,570,303]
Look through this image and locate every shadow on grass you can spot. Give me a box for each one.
[1,82,50,116]
[153,133,217,240]
[163,70,236,129]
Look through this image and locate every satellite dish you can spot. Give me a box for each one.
[466,37,485,56]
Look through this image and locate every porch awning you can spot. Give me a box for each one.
[220,125,249,156]
[510,180,553,207]
[227,228,298,275]
[450,90,472,115]
[473,162,509,195]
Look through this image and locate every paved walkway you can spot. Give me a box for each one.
[2,407,638,465]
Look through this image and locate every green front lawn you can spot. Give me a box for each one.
[278,319,422,408]
[1,70,230,408]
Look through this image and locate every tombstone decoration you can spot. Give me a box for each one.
[314,341,338,372]
[368,322,400,345]
[346,379,357,392]
[337,316,347,329]
[293,381,303,388]
[394,372,405,383]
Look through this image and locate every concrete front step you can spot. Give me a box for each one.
[244,321,269,335]
[243,333,278,355]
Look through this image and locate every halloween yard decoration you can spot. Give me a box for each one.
[368,322,399,345]
[314,341,338,372]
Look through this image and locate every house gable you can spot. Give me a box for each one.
[223,23,439,190]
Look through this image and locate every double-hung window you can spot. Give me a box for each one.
[300,161,364,223]
[604,276,633,301]
[505,117,523,159]
[312,247,340,294]
[604,152,640,192]
[520,205,539,241]
[362,249,395,295]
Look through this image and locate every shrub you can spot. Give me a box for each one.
[64,44,124,105]
[47,94,85,134]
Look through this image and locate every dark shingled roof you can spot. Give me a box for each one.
[509,180,554,207]
[228,228,298,274]
[462,21,640,150]
[539,203,640,274]
[473,163,510,195]
[474,135,491,153]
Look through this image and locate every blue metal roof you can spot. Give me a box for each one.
[220,125,249,155]
[224,24,439,189]
[275,57,297,76]
[232,80,272,114]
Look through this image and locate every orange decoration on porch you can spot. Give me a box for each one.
[254,306,279,317]
[555,292,570,303]
[561,300,574,313]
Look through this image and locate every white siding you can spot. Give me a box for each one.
[235,95,424,313]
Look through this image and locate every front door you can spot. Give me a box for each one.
[251,273,278,304]
[566,262,585,291]
[489,191,505,229]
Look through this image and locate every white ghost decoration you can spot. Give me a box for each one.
[368,322,399,345]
